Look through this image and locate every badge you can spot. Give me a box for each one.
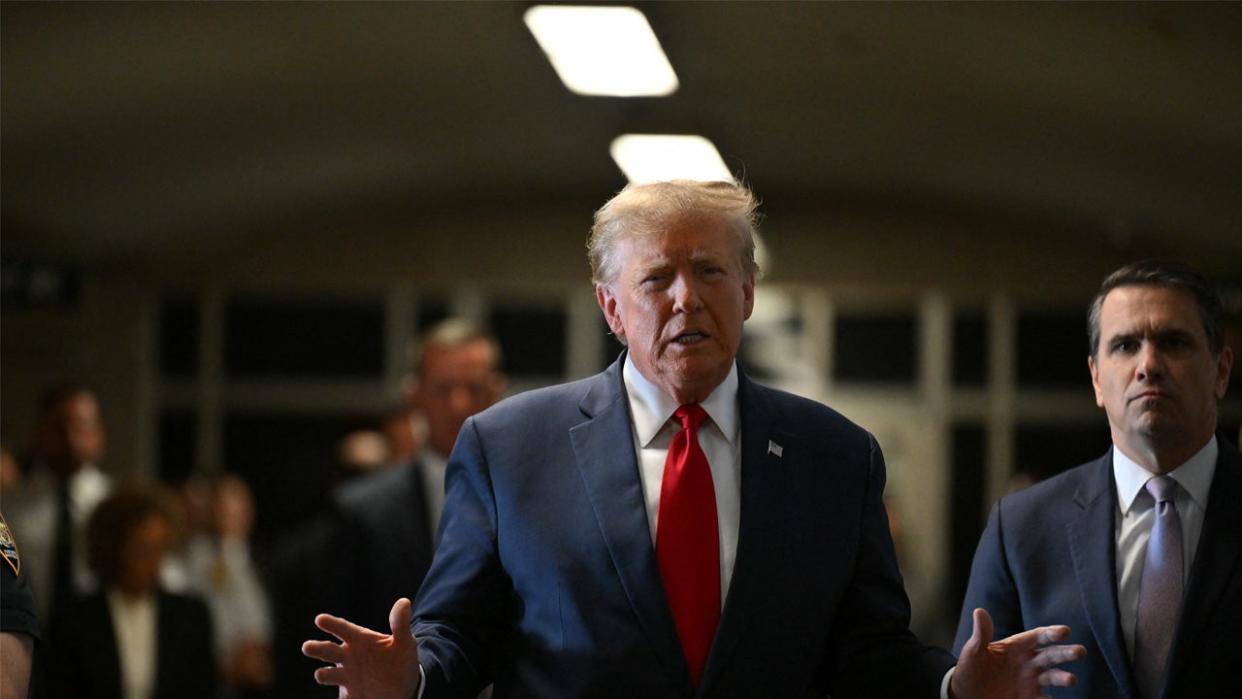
[0,513,21,576]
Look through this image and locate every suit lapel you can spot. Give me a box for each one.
[1166,438,1242,694]
[154,592,171,696]
[698,372,791,694]
[568,356,692,692]
[92,594,124,699]
[1066,452,1139,698]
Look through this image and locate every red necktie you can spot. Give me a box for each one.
[656,404,720,685]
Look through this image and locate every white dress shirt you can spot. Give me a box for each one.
[107,589,158,699]
[622,353,742,606]
[6,463,111,620]
[1113,436,1216,658]
[419,448,450,535]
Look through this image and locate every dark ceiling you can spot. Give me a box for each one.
[3,2,1241,268]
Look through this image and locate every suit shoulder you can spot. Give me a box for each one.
[468,373,606,436]
[335,461,420,512]
[996,456,1106,520]
[749,382,872,444]
[159,589,211,614]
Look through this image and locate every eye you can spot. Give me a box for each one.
[1160,335,1192,352]
[1112,339,1139,354]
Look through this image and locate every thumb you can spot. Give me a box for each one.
[389,597,414,643]
[969,607,994,652]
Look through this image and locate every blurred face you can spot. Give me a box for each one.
[1089,285,1232,472]
[597,215,755,404]
[41,392,106,477]
[413,340,505,456]
[118,513,171,598]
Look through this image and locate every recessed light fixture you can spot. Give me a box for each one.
[523,5,679,97]
[610,134,734,184]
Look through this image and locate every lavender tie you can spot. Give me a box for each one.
[1134,475,1184,699]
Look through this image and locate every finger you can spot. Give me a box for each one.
[301,639,344,664]
[314,665,347,686]
[1037,668,1078,688]
[315,612,368,642]
[389,597,413,643]
[1032,643,1086,669]
[968,607,993,652]
[995,623,1072,652]
[1030,624,1072,645]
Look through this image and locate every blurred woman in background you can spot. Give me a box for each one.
[51,487,216,699]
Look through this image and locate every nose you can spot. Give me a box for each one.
[1135,341,1165,381]
[670,273,704,313]
[448,385,474,414]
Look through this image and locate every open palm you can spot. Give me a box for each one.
[302,597,422,699]
[951,608,1085,699]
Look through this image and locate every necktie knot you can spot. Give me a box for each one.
[674,404,707,433]
[1145,475,1178,505]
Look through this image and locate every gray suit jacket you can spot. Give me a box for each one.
[955,438,1242,698]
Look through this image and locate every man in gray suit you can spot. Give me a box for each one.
[956,260,1238,698]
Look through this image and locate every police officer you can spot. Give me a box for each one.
[2,512,39,699]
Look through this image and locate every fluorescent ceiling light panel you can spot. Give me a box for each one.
[524,5,679,97]
[610,134,734,184]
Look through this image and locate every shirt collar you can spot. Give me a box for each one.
[1113,435,1218,514]
[623,353,740,448]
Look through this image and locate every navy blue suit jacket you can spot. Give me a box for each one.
[954,438,1242,698]
[412,355,953,698]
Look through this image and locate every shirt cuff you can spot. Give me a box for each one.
[940,665,956,699]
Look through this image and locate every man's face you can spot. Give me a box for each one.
[413,340,505,456]
[597,215,755,404]
[41,391,106,476]
[118,513,171,597]
[1088,285,1232,469]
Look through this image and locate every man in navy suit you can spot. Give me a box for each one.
[955,260,1238,698]
[305,180,1083,698]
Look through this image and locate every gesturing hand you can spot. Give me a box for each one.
[951,608,1086,699]
[302,597,422,699]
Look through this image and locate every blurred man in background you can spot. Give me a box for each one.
[322,318,506,633]
[7,384,111,624]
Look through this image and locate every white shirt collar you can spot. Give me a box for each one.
[622,353,740,448]
[1113,435,1218,515]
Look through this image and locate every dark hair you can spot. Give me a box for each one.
[86,487,170,586]
[38,382,95,419]
[1087,260,1224,359]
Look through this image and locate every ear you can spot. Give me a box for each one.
[741,274,756,321]
[1215,346,1234,401]
[1088,355,1105,408]
[596,284,625,339]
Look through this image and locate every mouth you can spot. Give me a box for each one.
[670,331,710,345]
[1129,390,1168,404]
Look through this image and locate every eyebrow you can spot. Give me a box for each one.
[1106,328,1197,347]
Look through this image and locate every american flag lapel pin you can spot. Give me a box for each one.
[767,440,783,458]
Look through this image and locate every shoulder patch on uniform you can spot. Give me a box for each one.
[0,513,21,576]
